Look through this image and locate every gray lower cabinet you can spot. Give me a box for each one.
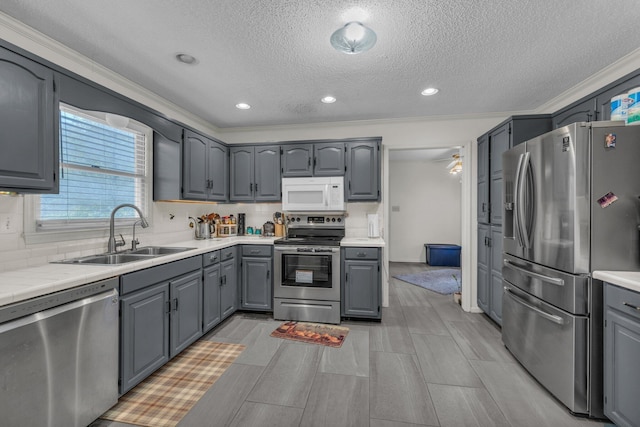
[240,245,273,311]
[604,282,640,427]
[230,145,281,202]
[345,139,381,201]
[203,253,222,332]
[220,248,238,318]
[119,256,202,394]
[477,224,490,313]
[341,247,381,319]
[0,46,58,193]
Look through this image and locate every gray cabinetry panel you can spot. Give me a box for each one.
[552,98,596,129]
[489,226,503,325]
[120,283,170,394]
[342,247,381,319]
[477,224,490,313]
[169,270,203,358]
[182,130,208,200]
[604,283,640,427]
[477,134,490,224]
[203,263,221,332]
[240,245,273,311]
[313,142,345,176]
[346,140,380,201]
[282,144,313,177]
[255,145,281,201]
[153,132,181,201]
[183,129,228,202]
[230,146,254,201]
[221,256,238,319]
[0,47,58,193]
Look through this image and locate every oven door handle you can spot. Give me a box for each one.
[504,286,564,325]
[503,259,564,287]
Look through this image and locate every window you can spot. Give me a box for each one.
[35,104,150,232]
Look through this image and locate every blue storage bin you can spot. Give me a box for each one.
[425,244,461,267]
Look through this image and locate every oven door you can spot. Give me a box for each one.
[274,246,340,301]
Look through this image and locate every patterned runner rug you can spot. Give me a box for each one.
[101,341,245,427]
[270,321,349,348]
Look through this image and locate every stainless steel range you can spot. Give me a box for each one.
[273,214,345,324]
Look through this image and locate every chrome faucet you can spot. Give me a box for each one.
[108,204,149,253]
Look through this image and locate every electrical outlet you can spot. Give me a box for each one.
[0,215,12,234]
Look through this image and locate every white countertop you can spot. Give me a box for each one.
[340,237,386,247]
[0,235,386,307]
[593,271,640,293]
[0,236,278,308]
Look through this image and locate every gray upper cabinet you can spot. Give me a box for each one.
[182,129,228,202]
[0,47,58,193]
[346,139,381,201]
[477,134,490,224]
[313,142,345,176]
[281,142,345,177]
[552,97,596,129]
[230,145,281,202]
[281,144,312,177]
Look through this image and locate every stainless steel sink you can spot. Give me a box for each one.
[126,246,196,256]
[56,254,153,265]
[53,246,196,265]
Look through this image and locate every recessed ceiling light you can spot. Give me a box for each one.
[235,103,251,110]
[175,53,197,65]
[421,87,439,96]
[321,96,337,104]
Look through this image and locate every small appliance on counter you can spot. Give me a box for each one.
[262,221,275,236]
[367,213,380,238]
[189,216,214,240]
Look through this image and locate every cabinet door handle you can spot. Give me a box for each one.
[267,269,270,279]
[482,202,486,212]
[255,183,258,193]
[313,157,317,167]
[173,298,179,311]
[165,300,171,314]
[623,302,640,311]
[250,183,253,192]
[308,157,311,167]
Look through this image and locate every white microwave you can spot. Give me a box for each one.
[282,177,345,212]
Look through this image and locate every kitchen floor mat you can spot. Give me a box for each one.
[270,321,349,348]
[394,268,461,295]
[100,341,245,427]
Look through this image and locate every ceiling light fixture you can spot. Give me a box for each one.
[421,87,439,96]
[321,96,337,104]
[330,21,377,54]
[235,103,251,110]
[447,154,463,175]
[175,53,197,65]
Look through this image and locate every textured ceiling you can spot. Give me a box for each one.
[2,1,640,128]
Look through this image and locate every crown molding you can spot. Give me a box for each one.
[0,12,220,137]
[535,47,640,114]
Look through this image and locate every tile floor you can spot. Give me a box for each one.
[93,262,608,427]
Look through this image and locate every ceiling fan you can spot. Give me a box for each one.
[433,153,464,174]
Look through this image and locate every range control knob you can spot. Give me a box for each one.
[337,218,342,222]
[331,218,336,222]
[296,217,301,222]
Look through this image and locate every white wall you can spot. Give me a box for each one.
[389,159,461,263]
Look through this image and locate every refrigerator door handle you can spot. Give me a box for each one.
[518,152,532,248]
[504,286,564,325]
[514,153,525,247]
[503,259,565,286]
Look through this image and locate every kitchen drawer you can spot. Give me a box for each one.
[120,256,201,295]
[202,250,220,267]
[242,245,272,257]
[221,246,235,261]
[343,247,379,260]
[605,282,640,321]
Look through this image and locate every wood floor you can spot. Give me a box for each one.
[92,262,606,427]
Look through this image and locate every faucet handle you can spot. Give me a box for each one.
[116,233,126,248]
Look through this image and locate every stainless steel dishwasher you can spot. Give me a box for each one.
[0,277,119,427]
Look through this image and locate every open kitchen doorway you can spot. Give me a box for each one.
[383,144,475,313]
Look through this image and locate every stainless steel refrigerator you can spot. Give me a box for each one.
[501,121,640,419]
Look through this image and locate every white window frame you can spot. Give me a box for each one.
[24,104,153,245]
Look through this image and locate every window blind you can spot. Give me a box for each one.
[37,107,147,230]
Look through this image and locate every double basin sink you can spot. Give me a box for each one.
[56,246,196,265]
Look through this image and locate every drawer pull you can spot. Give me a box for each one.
[623,302,640,311]
[503,260,564,286]
[504,286,564,325]
[357,252,366,257]
[251,249,260,254]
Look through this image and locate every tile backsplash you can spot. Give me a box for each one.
[0,195,381,272]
